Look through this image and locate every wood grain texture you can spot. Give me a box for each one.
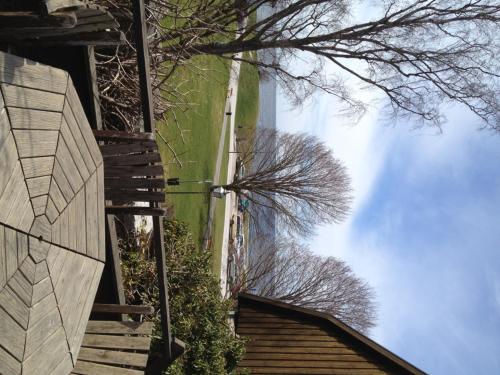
[55,137,84,193]
[85,320,154,335]
[237,303,392,374]
[73,360,144,375]
[21,157,54,179]
[63,101,95,172]
[78,347,148,367]
[0,51,68,94]
[0,52,106,375]
[82,334,152,351]
[66,81,102,165]
[2,84,64,112]
[8,108,62,131]
[13,129,59,158]
[60,118,90,181]
[26,176,52,198]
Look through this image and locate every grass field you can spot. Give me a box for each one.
[157,50,259,277]
[235,54,260,141]
[157,55,230,246]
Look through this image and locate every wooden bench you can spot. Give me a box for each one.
[73,304,155,375]
[94,130,167,217]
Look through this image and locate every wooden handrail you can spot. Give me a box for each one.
[92,303,154,315]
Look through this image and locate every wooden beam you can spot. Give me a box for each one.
[105,206,166,216]
[0,11,77,29]
[6,31,126,46]
[132,0,155,133]
[104,165,164,178]
[104,177,165,189]
[103,152,161,166]
[105,190,165,202]
[99,141,157,156]
[93,130,154,142]
[92,303,154,315]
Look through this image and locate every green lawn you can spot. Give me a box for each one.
[157,49,259,278]
[157,55,230,246]
[235,53,260,141]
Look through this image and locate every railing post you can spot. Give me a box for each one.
[132,0,174,364]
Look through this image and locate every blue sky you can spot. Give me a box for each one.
[277,91,500,373]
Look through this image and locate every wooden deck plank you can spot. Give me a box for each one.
[0,286,29,329]
[71,262,104,361]
[0,305,26,360]
[30,293,58,327]
[65,260,95,349]
[34,261,50,284]
[61,117,90,181]
[31,276,53,305]
[0,134,19,200]
[0,345,21,375]
[13,129,59,158]
[55,137,84,193]
[82,334,152,351]
[59,209,69,248]
[51,217,61,245]
[55,156,75,200]
[8,269,33,306]
[30,216,52,244]
[0,226,5,288]
[5,228,18,280]
[26,176,52,198]
[8,107,61,130]
[85,321,154,335]
[66,82,102,165]
[25,307,63,358]
[2,84,65,112]
[31,195,48,217]
[51,353,74,375]
[49,177,67,212]
[68,193,77,251]
[22,327,71,375]
[46,197,59,223]
[78,347,148,367]
[5,180,29,227]
[99,141,157,156]
[21,156,54,179]
[97,164,105,261]
[29,235,51,264]
[0,51,68,94]
[18,201,35,233]
[75,190,86,254]
[0,106,11,148]
[85,171,98,258]
[0,162,25,222]
[19,255,35,282]
[63,99,95,172]
[73,360,144,375]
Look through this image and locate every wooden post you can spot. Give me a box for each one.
[132,0,173,364]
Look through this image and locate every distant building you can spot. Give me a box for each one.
[236,293,427,375]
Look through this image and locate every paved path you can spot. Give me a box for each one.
[202,56,241,293]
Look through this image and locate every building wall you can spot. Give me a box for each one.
[236,300,398,374]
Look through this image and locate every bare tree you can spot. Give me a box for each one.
[214,128,352,237]
[157,0,500,129]
[233,236,376,333]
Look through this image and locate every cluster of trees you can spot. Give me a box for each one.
[107,0,499,333]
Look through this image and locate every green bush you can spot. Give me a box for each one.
[121,219,246,374]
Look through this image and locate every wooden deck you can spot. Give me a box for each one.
[0,51,105,375]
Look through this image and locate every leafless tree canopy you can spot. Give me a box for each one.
[158,0,500,129]
[221,129,352,238]
[237,237,376,333]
